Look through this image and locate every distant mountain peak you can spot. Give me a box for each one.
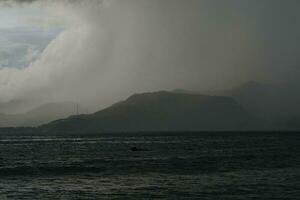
[0,101,80,128]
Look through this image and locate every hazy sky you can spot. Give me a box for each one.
[0,0,299,111]
[0,2,62,69]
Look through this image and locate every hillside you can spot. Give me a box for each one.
[0,102,78,127]
[42,91,261,132]
[222,81,300,123]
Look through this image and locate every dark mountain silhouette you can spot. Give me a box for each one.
[0,102,78,127]
[280,116,300,130]
[41,91,261,132]
[219,81,300,124]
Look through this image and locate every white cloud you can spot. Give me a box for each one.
[2,0,295,112]
[0,26,59,69]
[0,0,110,105]
[25,46,39,63]
[0,0,258,108]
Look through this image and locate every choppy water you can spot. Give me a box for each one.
[0,132,299,199]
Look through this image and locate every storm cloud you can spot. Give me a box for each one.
[0,0,299,112]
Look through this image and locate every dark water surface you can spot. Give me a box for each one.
[0,132,299,199]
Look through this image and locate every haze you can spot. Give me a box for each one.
[0,0,299,113]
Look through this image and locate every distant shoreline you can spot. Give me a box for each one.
[0,128,299,137]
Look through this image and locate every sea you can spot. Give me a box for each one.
[0,132,299,199]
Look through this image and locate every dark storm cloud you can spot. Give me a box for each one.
[1,0,36,4]
[0,0,299,111]
[14,0,36,2]
[236,0,300,84]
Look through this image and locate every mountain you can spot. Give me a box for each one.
[220,81,300,124]
[42,91,261,132]
[0,99,41,114]
[279,116,300,130]
[0,102,78,127]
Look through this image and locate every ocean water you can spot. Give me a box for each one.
[0,132,299,199]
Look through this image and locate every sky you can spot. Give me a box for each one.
[0,2,62,69]
[0,0,299,112]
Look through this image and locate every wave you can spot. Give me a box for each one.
[0,157,192,177]
[0,152,296,177]
[0,164,107,177]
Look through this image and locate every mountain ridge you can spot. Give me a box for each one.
[0,102,79,127]
[41,91,261,132]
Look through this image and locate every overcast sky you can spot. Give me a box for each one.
[0,0,299,111]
